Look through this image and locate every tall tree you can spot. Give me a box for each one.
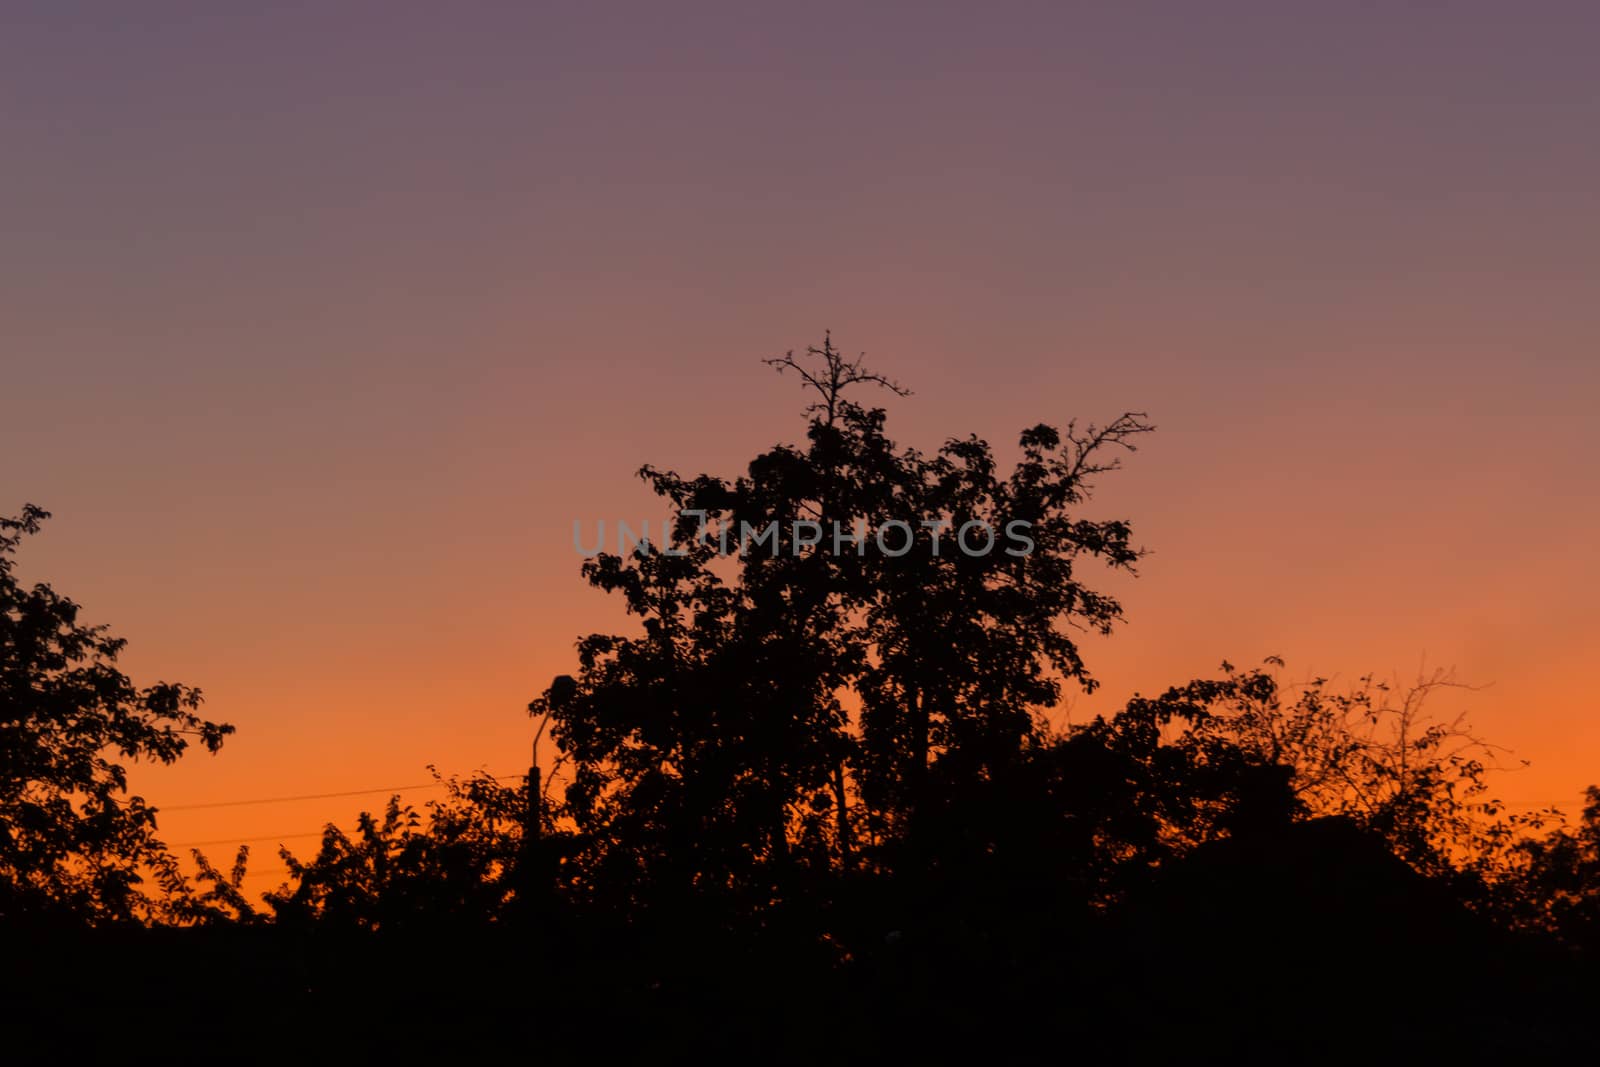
[531,338,1151,907]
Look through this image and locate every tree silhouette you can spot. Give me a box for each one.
[530,337,1152,913]
[6,344,1598,1061]
[1505,785,1600,950]
[0,505,232,922]
[1100,662,1552,882]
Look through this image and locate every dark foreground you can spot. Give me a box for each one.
[5,822,1596,1066]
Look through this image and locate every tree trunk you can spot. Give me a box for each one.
[832,761,854,870]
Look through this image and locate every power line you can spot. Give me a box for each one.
[1499,798,1591,806]
[172,831,326,849]
[158,782,1586,850]
[162,774,529,849]
[162,775,524,812]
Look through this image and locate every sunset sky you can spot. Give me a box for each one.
[5,2,1597,891]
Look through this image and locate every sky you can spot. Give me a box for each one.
[4,2,1598,890]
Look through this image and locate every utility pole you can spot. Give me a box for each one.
[521,704,553,901]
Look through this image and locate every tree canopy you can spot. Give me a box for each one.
[530,336,1153,911]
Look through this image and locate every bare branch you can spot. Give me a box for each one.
[765,331,910,425]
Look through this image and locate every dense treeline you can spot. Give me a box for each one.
[4,341,1598,1062]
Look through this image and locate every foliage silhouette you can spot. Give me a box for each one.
[263,769,523,930]
[531,335,1153,920]
[1078,661,1555,894]
[0,504,232,923]
[1503,786,1600,950]
[7,344,1600,1062]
